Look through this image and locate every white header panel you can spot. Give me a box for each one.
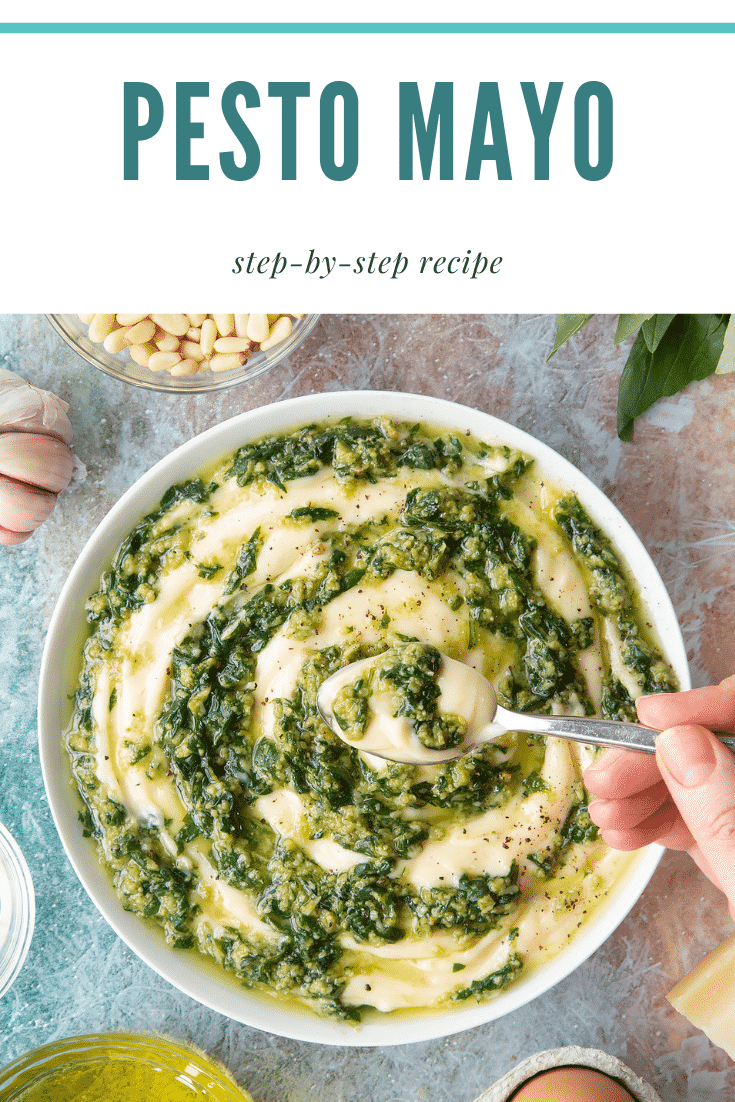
[0,26,731,309]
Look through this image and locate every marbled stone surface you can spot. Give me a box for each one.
[1,313,734,1099]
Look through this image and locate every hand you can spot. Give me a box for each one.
[583,674,735,920]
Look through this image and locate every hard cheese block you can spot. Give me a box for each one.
[668,931,735,1057]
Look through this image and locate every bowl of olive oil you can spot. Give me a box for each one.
[0,1033,252,1102]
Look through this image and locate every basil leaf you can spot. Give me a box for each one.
[613,315,652,344]
[715,316,735,374]
[617,314,729,440]
[641,314,676,353]
[546,315,594,361]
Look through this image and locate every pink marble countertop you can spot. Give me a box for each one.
[1,313,733,1100]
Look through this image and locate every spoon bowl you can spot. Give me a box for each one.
[317,652,735,766]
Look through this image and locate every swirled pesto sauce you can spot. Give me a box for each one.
[67,417,677,1021]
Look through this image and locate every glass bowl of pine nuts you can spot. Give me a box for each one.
[47,313,320,393]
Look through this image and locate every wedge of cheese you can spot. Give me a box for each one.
[668,932,735,1057]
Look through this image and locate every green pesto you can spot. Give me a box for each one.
[66,416,678,1021]
[331,642,468,750]
[554,495,679,721]
[526,792,599,881]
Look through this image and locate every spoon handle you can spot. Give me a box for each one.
[493,706,735,756]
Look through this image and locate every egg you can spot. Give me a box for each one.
[511,1067,636,1102]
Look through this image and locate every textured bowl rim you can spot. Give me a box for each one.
[0,820,36,999]
[46,314,321,394]
[37,391,689,1047]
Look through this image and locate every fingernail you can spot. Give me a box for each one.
[586,798,608,825]
[585,749,624,774]
[656,726,716,788]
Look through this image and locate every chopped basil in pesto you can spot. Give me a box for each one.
[66,416,677,1021]
[331,642,468,751]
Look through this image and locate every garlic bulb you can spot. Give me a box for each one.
[0,369,75,545]
[0,369,73,444]
[0,432,74,492]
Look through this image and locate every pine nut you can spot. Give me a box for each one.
[187,314,207,327]
[88,314,117,343]
[181,340,206,362]
[116,313,148,326]
[129,342,156,367]
[260,315,293,351]
[125,319,156,346]
[170,358,200,376]
[246,314,270,343]
[234,314,250,338]
[103,327,129,355]
[148,351,183,372]
[200,318,217,357]
[213,336,253,354]
[154,331,181,353]
[209,352,246,372]
[151,314,190,337]
[212,313,235,337]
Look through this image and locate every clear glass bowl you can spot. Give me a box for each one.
[0,821,35,999]
[0,1033,253,1101]
[47,314,321,394]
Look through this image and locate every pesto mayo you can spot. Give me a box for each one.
[317,645,498,763]
[66,417,677,1020]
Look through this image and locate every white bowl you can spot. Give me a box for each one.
[38,391,689,1047]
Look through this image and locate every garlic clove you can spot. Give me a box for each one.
[0,431,74,493]
[0,369,74,445]
[0,474,57,534]
[0,524,35,546]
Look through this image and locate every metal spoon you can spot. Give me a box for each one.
[317,652,735,765]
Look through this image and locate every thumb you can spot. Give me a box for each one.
[656,724,735,910]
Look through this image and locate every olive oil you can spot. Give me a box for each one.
[0,1035,251,1102]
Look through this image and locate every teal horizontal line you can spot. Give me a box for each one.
[0,21,734,33]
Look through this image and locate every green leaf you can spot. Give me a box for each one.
[546,315,594,361]
[617,314,729,441]
[715,316,735,374]
[613,315,653,344]
[641,314,676,353]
